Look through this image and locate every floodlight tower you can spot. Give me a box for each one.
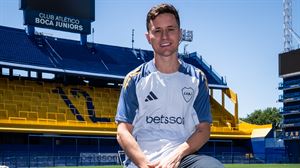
[181,29,193,57]
[283,0,292,52]
[283,0,300,51]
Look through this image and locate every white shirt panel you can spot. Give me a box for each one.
[133,71,199,162]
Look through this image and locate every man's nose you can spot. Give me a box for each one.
[161,30,169,39]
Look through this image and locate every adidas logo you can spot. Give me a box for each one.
[145,91,158,102]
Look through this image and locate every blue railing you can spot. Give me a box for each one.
[284,118,300,124]
[279,105,300,114]
[278,92,300,102]
[279,79,300,90]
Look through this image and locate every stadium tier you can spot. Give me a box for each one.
[0,77,270,138]
[0,25,280,166]
[0,77,119,135]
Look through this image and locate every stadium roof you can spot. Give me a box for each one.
[0,25,227,88]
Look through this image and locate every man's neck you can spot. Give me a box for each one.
[153,54,180,74]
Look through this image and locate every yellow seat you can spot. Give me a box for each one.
[0,109,8,120]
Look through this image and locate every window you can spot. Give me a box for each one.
[30,71,37,78]
[2,68,9,75]
[42,72,55,79]
[13,69,28,77]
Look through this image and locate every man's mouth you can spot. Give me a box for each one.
[160,42,171,47]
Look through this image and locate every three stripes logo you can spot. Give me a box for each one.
[145,91,158,102]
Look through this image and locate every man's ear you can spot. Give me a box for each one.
[145,32,151,44]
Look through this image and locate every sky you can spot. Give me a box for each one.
[0,0,298,118]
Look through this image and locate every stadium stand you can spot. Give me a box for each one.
[0,78,119,134]
[0,25,283,167]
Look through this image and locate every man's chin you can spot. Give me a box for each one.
[156,50,177,57]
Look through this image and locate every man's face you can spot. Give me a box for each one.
[146,13,181,58]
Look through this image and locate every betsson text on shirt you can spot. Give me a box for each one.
[145,115,184,125]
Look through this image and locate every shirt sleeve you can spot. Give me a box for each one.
[193,73,212,124]
[115,74,139,124]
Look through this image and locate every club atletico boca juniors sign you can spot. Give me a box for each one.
[20,0,95,35]
[23,10,91,34]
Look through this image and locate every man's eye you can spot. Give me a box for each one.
[168,28,177,32]
[154,30,161,33]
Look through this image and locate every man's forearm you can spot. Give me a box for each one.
[172,122,211,159]
[117,123,149,167]
[187,122,211,152]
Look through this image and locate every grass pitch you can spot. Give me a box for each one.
[54,164,300,168]
[225,164,300,168]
